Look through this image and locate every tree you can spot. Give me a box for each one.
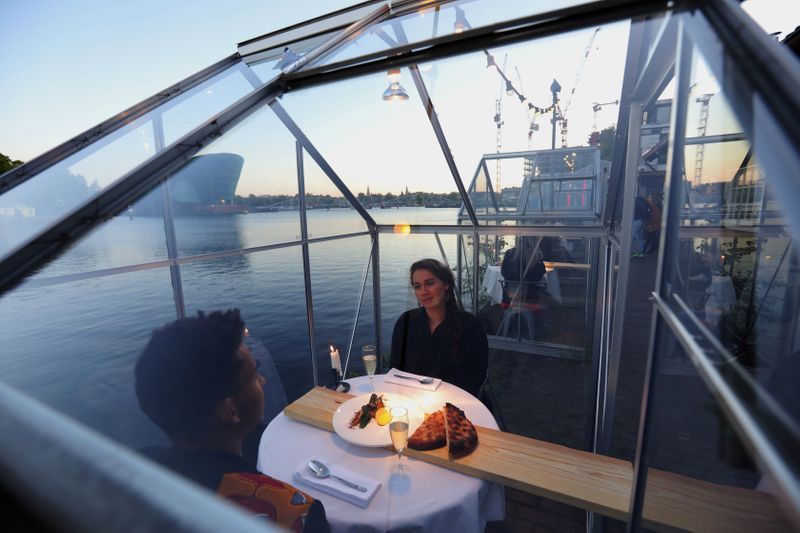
[591,126,616,161]
[1,152,23,174]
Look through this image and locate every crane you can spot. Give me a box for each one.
[493,54,508,193]
[693,94,713,186]
[560,27,601,147]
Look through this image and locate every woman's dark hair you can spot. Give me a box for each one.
[409,259,463,360]
[409,258,460,314]
[135,309,246,441]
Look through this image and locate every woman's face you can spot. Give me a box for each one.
[412,268,449,312]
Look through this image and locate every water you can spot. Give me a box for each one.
[0,207,463,448]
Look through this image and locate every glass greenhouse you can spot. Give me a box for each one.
[1,0,799,531]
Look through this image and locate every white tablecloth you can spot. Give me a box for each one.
[258,375,504,532]
[481,264,562,305]
[481,265,505,305]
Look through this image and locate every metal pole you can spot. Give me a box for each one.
[550,79,561,150]
[342,242,374,379]
[627,20,692,532]
[598,100,643,454]
[371,231,383,372]
[152,112,186,319]
[472,230,480,313]
[296,141,319,386]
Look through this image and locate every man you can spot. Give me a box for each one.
[135,309,329,532]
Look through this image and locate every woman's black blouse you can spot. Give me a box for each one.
[390,308,488,397]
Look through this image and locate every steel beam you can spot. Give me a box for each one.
[297,141,319,386]
[627,21,692,531]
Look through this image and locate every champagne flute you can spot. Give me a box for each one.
[362,344,377,391]
[389,407,409,473]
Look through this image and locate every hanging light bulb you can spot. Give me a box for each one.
[453,6,468,34]
[505,80,514,96]
[382,68,409,102]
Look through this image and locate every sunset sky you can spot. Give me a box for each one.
[1,1,797,197]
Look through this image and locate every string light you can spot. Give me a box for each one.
[483,50,557,116]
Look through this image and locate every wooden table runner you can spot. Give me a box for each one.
[284,387,788,532]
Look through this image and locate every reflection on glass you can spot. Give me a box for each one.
[638,331,792,531]
[663,42,800,429]
[181,247,313,406]
[0,268,176,448]
[0,120,157,259]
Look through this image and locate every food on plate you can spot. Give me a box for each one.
[444,402,479,456]
[407,410,446,450]
[348,393,385,429]
[407,402,478,456]
[375,407,392,426]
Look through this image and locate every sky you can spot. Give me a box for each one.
[1,0,798,197]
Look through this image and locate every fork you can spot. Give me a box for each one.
[394,373,434,384]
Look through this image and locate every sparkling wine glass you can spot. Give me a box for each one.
[362,344,377,391]
[389,407,409,473]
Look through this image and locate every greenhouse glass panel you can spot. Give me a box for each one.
[0,118,157,259]
[308,236,375,386]
[180,247,313,408]
[485,233,594,351]
[0,59,269,262]
[665,39,800,429]
[301,152,369,240]
[0,267,176,448]
[280,69,464,226]
[169,103,302,256]
[13,186,168,280]
[312,0,588,69]
[160,64,261,146]
[637,330,793,531]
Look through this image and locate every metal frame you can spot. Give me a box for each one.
[627,20,692,529]
[597,101,643,454]
[153,111,186,319]
[286,0,685,91]
[296,141,319,386]
[13,230,371,291]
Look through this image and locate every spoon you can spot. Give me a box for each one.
[394,373,434,384]
[308,459,368,492]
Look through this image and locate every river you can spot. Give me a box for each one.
[0,207,464,448]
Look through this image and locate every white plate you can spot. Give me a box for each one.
[332,392,425,447]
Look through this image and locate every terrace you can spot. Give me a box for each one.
[1,1,799,531]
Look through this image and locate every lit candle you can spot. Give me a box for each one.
[330,345,341,375]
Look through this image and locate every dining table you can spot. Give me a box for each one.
[257,374,505,532]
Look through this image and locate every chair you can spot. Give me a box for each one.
[496,280,546,340]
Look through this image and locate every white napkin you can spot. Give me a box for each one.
[383,367,441,391]
[293,456,380,508]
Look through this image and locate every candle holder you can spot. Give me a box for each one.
[328,369,350,393]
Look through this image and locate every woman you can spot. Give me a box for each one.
[500,236,546,304]
[390,259,488,397]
